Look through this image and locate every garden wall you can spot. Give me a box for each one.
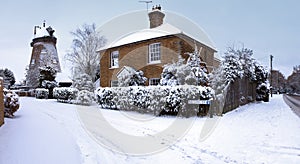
[0,78,4,126]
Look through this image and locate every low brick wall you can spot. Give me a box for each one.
[0,78,4,126]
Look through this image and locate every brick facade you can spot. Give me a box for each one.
[100,34,217,87]
[0,78,4,127]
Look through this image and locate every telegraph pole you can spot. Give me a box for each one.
[270,55,273,97]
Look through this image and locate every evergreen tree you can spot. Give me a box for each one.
[119,70,147,87]
[0,68,16,89]
[160,45,209,86]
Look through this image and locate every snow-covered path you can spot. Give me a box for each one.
[0,98,81,164]
[0,95,300,164]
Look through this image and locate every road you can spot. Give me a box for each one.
[283,94,300,118]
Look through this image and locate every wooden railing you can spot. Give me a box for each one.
[223,77,257,113]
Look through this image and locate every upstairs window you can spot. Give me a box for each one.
[148,43,161,63]
[110,51,119,68]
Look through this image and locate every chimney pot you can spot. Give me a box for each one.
[148,5,165,28]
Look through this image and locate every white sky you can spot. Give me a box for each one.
[0,0,299,82]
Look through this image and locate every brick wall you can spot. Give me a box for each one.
[0,78,4,127]
[100,34,216,87]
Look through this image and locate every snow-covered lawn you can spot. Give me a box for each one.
[0,95,299,164]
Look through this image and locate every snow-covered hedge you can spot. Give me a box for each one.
[95,85,214,117]
[53,87,79,103]
[35,88,49,99]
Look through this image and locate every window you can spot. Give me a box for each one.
[148,43,161,63]
[149,78,160,86]
[111,80,118,87]
[110,51,119,68]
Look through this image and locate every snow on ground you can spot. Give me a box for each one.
[0,95,299,164]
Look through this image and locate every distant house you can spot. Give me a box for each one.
[99,6,220,87]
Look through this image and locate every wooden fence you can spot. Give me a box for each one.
[0,78,4,126]
[223,77,257,113]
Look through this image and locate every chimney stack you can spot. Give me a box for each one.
[148,5,165,28]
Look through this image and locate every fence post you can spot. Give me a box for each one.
[0,78,4,127]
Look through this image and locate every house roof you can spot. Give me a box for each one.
[99,23,216,51]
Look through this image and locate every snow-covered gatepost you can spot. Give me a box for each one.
[0,78,4,126]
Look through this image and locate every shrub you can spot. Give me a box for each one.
[4,89,20,118]
[35,88,49,99]
[53,87,79,103]
[76,90,94,106]
[95,87,116,109]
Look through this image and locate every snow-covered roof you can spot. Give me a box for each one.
[116,66,136,79]
[34,26,51,38]
[99,23,216,51]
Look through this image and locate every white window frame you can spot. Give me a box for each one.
[148,43,161,64]
[149,78,160,86]
[110,51,119,68]
[111,80,118,87]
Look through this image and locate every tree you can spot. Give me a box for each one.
[38,66,58,98]
[210,45,269,100]
[118,70,147,87]
[65,23,106,82]
[287,65,300,94]
[72,73,94,92]
[186,46,209,86]
[160,45,209,86]
[0,68,16,89]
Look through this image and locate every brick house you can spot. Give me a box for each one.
[99,7,220,87]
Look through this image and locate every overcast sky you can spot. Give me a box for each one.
[0,0,299,82]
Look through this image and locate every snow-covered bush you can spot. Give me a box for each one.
[72,73,94,92]
[35,88,49,99]
[118,70,147,87]
[3,89,20,118]
[164,87,182,113]
[76,90,94,106]
[41,80,58,99]
[42,80,58,89]
[256,83,269,102]
[95,87,117,109]
[128,86,151,111]
[53,87,79,103]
